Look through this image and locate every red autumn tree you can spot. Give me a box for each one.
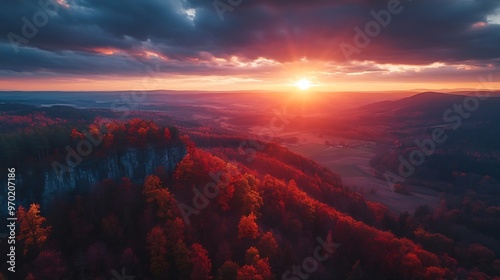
[137,126,149,145]
[147,226,168,278]
[70,128,84,140]
[257,232,278,259]
[32,250,67,279]
[244,247,260,265]
[171,239,192,279]
[88,124,101,139]
[400,252,423,279]
[190,243,213,280]
[255,258,272,280]
[238,213,260,239]
[181,134,196,148]
[165,217,186,245]
[164,128,172,141]
[243,247,272,280]
[102,133,114,148]
[215,164,239,211]
[424,266,447,279]
[173,153,196,183]
[237,265,263,280]
[232,174,263,215]
[217,261,239,280]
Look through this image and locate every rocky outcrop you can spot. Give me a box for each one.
[3,144,186,207]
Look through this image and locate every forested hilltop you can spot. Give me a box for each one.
[0,104,498,279]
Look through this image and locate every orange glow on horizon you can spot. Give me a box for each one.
[1,57,497,93]
[1,76,498,93]
[0,60,498,93]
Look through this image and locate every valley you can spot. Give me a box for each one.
[1,90,500,279]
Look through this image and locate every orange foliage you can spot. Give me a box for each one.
[17,204,51,255]
[143,175,175,220]
[70,128,84,140]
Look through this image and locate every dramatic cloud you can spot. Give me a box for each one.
[1,0,500,89]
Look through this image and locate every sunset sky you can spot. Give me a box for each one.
[1,0,500,91]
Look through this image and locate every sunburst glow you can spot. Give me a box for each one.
[296,78,311,90]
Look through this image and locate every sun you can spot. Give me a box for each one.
[295,78,311,90]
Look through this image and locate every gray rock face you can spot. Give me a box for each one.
[2,144,186,208]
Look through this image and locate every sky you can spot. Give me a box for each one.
[1,0,500,92]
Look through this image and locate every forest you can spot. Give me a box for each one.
[0,103,499,279]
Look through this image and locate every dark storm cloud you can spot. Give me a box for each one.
[1,0,500,75]
[352,0,500,64]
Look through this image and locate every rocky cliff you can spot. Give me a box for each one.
[2,144,186,208]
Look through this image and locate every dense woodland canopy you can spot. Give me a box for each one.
[0,104,499,279]
[0,104,180,167]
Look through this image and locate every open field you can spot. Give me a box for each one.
[281,132,441,214]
